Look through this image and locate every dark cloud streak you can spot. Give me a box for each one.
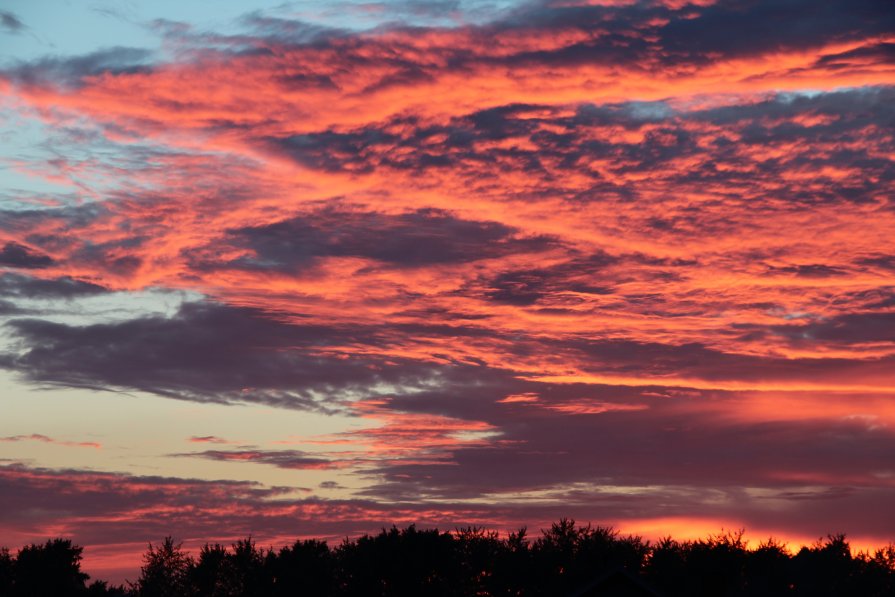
[0,242,54,269]
[0,11,24,33]
[201,207,557,272]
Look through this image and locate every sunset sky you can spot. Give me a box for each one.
[1,0,894,584]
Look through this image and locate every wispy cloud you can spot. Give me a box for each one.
[0,11,24,34]
[0,434,101,449]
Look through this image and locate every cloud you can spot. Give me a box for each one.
[172,449,342,470]
[0,11,24,33]
[188,436,232,444]
[478,253,620,305]
[0,242,54,269]
[0,463,291,547]
[857,254,895,272]
[203,207,557,271]
[768,312,895,345]
[0,300,466,409]
[0,273,106,299]
[240,11,347,44]
[0,462,539,567]
[1,47,153,88]
[654,0,895,62]
[0,434,101,449]
[0,299,21,315]
[2,461,894,585]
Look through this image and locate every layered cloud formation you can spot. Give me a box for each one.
[1,0,893,583]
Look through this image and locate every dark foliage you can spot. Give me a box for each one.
[0,538,129,597]
[2,522,893,596]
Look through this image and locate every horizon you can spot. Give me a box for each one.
[1,0,894,585]
[3,522,892,587]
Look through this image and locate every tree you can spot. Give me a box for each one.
[225,538,270,597]
[3,523,894,596]
[0,547,14,595]
[453,527,501,597]
[685,529,749,597]
[13,538,90,596]
[645,536,687,596]
[791,534,857,597]
[132,537,192,597]
[491,527,533,597]
[189,543,231,597]
[743,537,790,597]
[270,539,333,597]
[531,519,648,595]
[335,525,459,597]
[87,580,131,596]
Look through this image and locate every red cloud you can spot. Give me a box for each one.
[0,434,101,449]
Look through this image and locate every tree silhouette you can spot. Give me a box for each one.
[864,544,895,597]
[492,527,533,597]
[529,519,649,595]
[335,525,460,597]
[132,537,192,597]
[742,537,790,596]
[691,530,749,596]
[2,524,894,596]
[12,538,90,596]
[87,580,130,596]
[269,539,333,596]
[790,534,862,597]
[189,543,231,597]
[0,547,15,595]
[644,536,686,596]
[224,538,270,597]
[453,526,502,596]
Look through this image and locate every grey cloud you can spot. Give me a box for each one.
[0,242,53,269]
[0,273,106,299]
[4,461,892,559]
[769,312,895,344]
[172,449,339,470]
[201,207,557,272]
[1,11,24,33]
[366,391,895,508]
[2,47,153,88]
[0,300,484,410]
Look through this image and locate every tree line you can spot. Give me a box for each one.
[2,520,894,596]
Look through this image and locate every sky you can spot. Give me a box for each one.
[1,0,894,584]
